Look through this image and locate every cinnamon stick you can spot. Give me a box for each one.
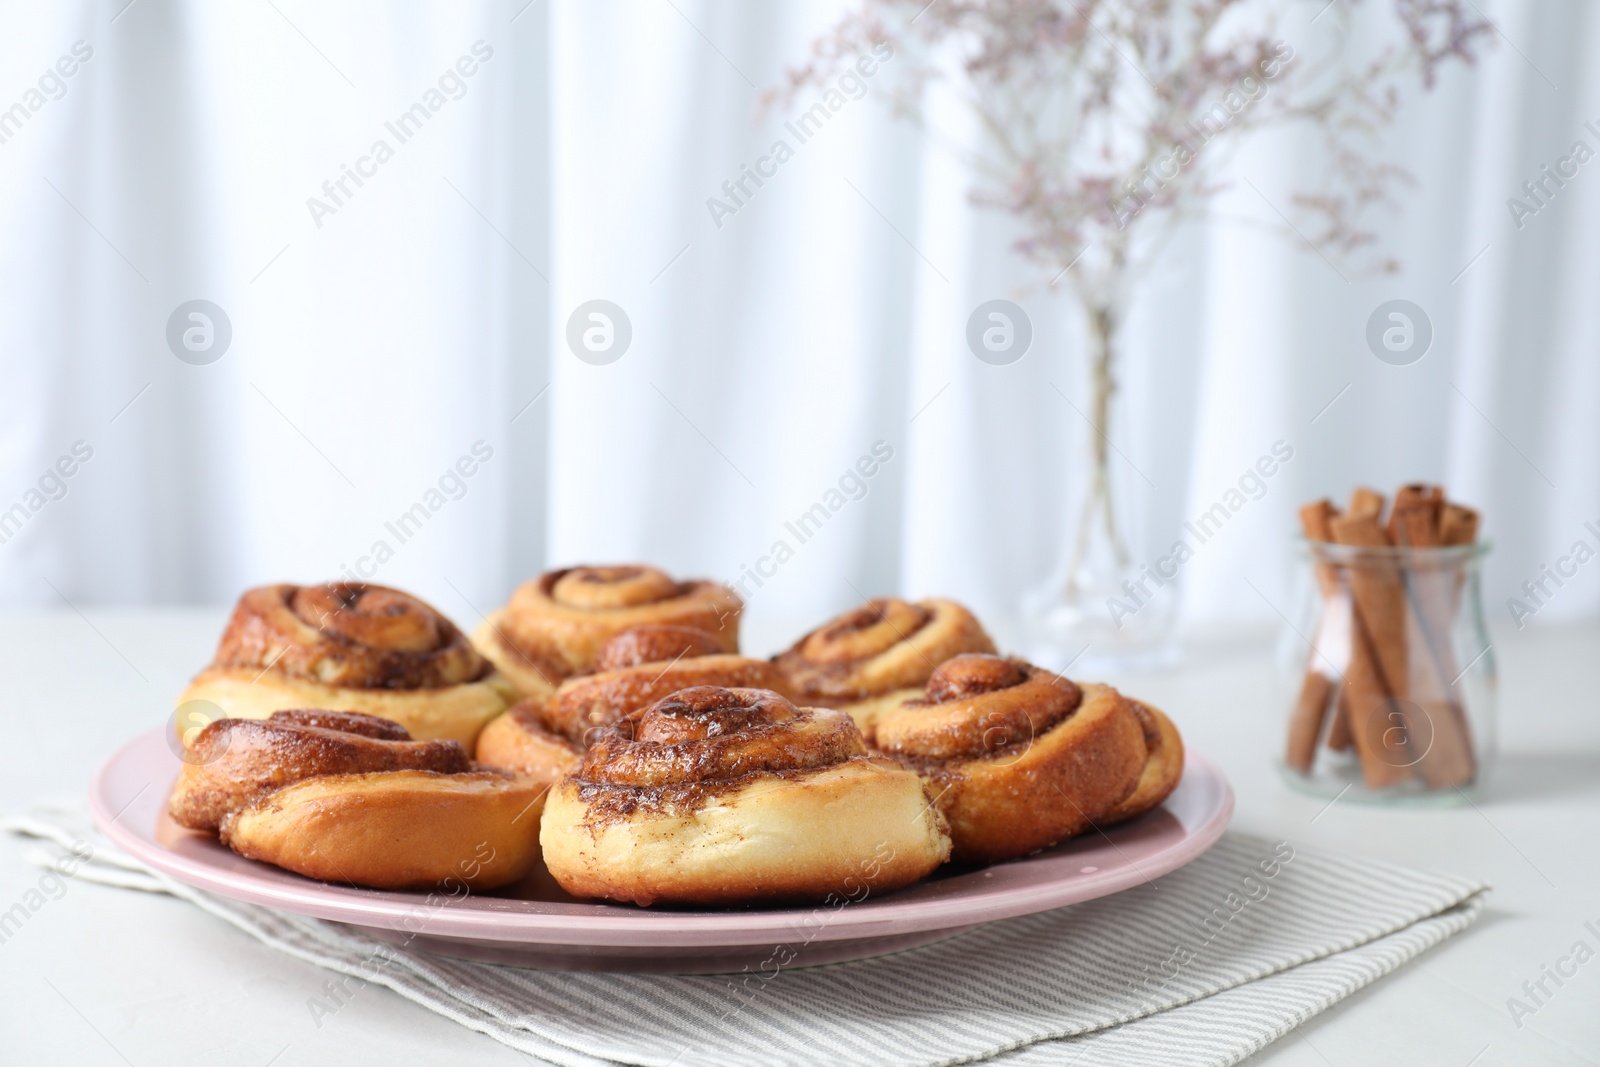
[1348,486,1385,522]
[1439,504,1480,547]
[1389,484,1443,544]
[1328,510,1415,786]
[1341,490,1390,764]
[1287,671,1334,772]
[1327,684,1353,751]
[1439,502,1482,643]
[1401,592,1476,787]
[1286,501,1344,770]
[1388,486,1472,783]
[1294,583,1355,763]
[1300,500,1339,546]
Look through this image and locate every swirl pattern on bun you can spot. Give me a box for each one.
[170,710,470,831]
[539,686,951,906]
[874,654,1157,863]
[772,597,996,735]
[177,583,514,747]
[475,625,790,785]
[473,566,742,700]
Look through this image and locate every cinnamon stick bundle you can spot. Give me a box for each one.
[1287,484,1481,789]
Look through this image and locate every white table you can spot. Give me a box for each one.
[1,610,1596,1066]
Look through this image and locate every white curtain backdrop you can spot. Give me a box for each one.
[1,0,1596,649]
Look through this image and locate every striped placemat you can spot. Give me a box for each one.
[5,806,1485,1067]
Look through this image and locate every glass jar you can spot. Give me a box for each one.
[1278,538,1495,805]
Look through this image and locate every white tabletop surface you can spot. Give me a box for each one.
[0,609,1596,1066]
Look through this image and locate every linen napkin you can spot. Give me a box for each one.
[5,804,1485,1067]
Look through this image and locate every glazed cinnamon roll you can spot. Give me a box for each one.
[873,654,1156,863]
[475,625,790,784]
[170,710,545,891]
[474,565,742,699]
[540,686,951,906]
[772,597,996,736]
[176,583,515,748]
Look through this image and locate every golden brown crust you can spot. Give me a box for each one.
[544,653,792,745]
[171,710,546,891]
[180,582,511,747]
[471,612,566,703]
[473,626,792,781]
[592,625,728,671]
[1102,700,1184,825]
[874,655,1081,759]
[541,762,948,906]
[539,686,950,905]
[874,654,1152,863]
[168,713,470,831]
[211,583,490,689]
[832,687,920,741]
[472,700,584,787]
[176,666,514,748]
[483,566,742,690]
[773,597,996,705]
[220,770,546,891]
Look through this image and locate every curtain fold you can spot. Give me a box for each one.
[1,0,1595,645]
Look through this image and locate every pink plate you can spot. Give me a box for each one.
[91,728,1232,973]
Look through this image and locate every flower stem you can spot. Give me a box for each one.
[1065,301,1131,598]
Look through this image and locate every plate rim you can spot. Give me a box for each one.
[90,727,1233,947]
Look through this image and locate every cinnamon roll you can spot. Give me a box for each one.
[540,686,951,906]
[473,701,586,789]
[177,583,515,747]
[873,654,1155,863]
[1102,699,1185,825]
[772,597,996,736]
[474,565,742,699]
[169,710,470,831]
[475,625,791,784]
[169,710,545,891]
[221,770,545,891]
